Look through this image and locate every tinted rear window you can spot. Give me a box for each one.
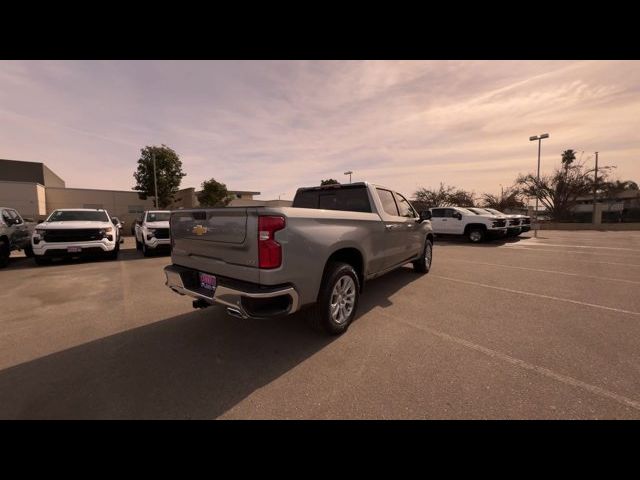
[292,186,371,213]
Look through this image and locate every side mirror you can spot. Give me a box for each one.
[455,212,462,220]
[419,211,431,222]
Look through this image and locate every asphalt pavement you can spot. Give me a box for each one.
[1,231,639,419]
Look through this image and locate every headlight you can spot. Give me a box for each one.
[147,228,157,237]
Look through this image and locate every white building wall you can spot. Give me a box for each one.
[0,181,46,218]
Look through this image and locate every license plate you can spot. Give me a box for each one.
[199,272,217,294]
[67,246,82,253]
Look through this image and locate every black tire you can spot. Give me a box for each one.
[34,255,51,266]
[413,237,433,273]
[308,262,360,335]
[135,237,142,250]
[0,240,9,268]
[467,227,485,243]
[142,242,152,257]
[24,243,35,257]
[107,243,120,260]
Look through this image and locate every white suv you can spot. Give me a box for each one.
[135,210,171,256]
[429,206,507,243]
[32,209,119,265]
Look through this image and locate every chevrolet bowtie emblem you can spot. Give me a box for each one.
[192,224,208,235]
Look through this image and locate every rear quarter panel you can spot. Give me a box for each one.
[259,207,386,306]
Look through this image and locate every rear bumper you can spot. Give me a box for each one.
[164,264,300,319]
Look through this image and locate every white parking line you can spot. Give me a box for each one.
[445,259,640,285]
[497,246,640,264]
[521,241,640,252]
[509,245,640,258]
[430,274,640,316]
[375,308,640,413]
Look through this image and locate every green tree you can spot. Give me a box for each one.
[197,178,232,207]
[413,183,475,210]
[516,151,614,221]
[481,186,526,211]
[132,145,186,208]
[321,179,340,185]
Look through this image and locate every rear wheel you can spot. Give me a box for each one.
[0,240,9,268]
[467,227,485,243]
[24,243,34,257]
[308,262,360,335]
[413,237,433,273]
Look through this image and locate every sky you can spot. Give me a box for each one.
[1,60,639,201]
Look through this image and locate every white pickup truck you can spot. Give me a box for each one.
[429,206,507,242]
[0,207,36,267]
[135,210,172,256]
[31,208,120,265]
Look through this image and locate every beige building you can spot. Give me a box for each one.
[1,158,291,231]
[0,158,155,228]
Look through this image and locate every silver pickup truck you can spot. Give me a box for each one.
[164,182,434,335]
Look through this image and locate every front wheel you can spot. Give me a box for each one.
[24,243,35,257]
[142,242,152,257]
[413,238,433,273]
[467,228,485,243]
[308,262,360,335]
[0,240,9,268]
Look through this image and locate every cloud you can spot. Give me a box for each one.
[0,60,638,201]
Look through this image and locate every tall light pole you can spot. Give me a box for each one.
[529,133,549,237]
[152,151,159,208]
[593,151,599,223]
[344,171,353,184]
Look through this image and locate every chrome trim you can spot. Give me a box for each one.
[164,265,300,319]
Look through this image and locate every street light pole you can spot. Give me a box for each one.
[593,151,599,223]
[152,152,159,209]
[529,133,549,238]
[344,171,353,184]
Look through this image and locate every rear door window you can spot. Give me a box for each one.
[376,189,399,216]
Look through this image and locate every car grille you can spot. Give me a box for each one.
[509,219,521,226]
[43,229,103,243]
[154,228,170,239]
[521,218,531,225]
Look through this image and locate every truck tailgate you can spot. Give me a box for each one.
[170,208,260,283]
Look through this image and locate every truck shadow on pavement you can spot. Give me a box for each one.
[0,266,420,419]
[434,234,530,247]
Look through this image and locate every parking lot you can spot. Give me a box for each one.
[1,230,640,419]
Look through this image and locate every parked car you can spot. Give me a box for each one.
[0,207,36,267]
[429,206,507,242]
[31,208,120,265]
[469,207,531,235]
[110,217,126,244]
[164,182,434,335]
[135,210,172,256]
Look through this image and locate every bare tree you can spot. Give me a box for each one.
[413,183,475,210]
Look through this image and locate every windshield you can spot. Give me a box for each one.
[456,208,476,216]
[147,212,171,222]
[467,208,486,215]
[47,210,109,222]
[485,208,503,215]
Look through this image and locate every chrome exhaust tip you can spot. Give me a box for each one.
[226,307,244,319]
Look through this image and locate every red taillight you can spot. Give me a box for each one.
[258,216,285,269]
